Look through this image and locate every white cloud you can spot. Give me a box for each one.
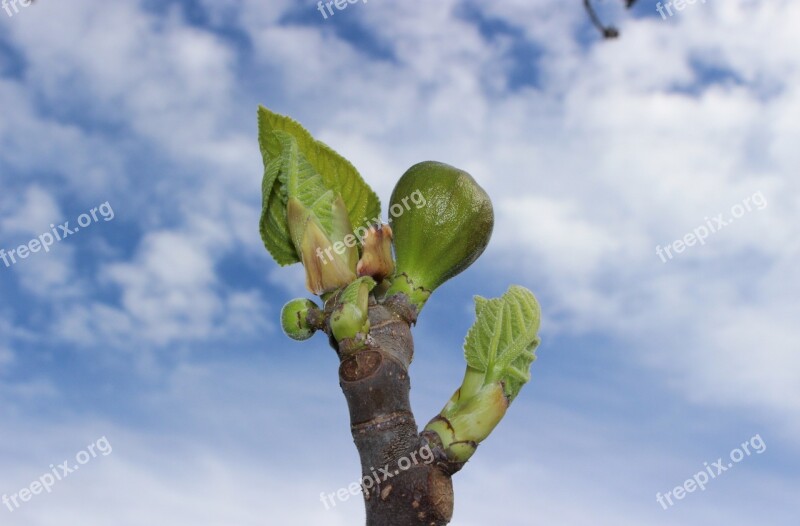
[0,359,792,526]
[239,0,800,436]
[1,2,799,523]
[0,186,62,236]
[0,186,82,298]
[1,0,795,431]
[74,229,271,348]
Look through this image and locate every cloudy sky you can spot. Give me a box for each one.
[1,0,798,524]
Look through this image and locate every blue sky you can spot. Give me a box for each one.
[1,1,798,524]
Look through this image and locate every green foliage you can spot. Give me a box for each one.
[424,286,541,464]
[463,286,541,401]
[258,106,380,268]
[259,132,297,265]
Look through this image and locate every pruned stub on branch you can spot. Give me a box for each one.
[259,106,542,525]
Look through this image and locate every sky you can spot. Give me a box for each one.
[0,0,798,524]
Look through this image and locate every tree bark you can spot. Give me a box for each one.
[330,295,458,526]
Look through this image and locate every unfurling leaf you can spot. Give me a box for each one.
[257,105,380,239]
[260,129,361,294]
[424,286,541,464]
[463,285,541,401]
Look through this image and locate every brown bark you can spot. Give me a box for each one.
[329,295,460,526]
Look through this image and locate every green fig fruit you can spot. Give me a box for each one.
[281,298,322,341]
[386,161,494,310]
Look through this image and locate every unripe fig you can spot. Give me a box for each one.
[281,298,322,341]
[387,161,494,308]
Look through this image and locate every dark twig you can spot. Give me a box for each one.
[584,0,639,39]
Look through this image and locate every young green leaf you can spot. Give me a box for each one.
[261,130,363,294]
[257,106,380,235]
[259,132,303,265]
[463,285,541,401]
[423,286,541,464]
[259,129,346,267]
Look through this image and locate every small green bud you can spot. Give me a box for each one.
[387,161,493,310]
[330,302,368,342]
[281,298,322,341]
[329,277,374,343]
